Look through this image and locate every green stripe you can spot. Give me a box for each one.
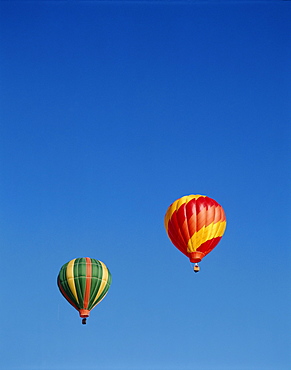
[74,258,86,308]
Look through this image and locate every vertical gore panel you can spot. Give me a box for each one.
[88,260,102,309]
[57,262,80,310]
[57,276,79,311]
[89,261,111,310]
[83,257,92,310]
[66,259,79,304]
[74,258,87,308]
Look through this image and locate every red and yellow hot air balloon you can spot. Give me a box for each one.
[57,257,112,324]
[164,195,226,272]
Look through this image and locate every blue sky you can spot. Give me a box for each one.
[0,1,290,369]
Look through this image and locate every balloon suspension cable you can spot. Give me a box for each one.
[82,318,87,325]
[193,263,200,273]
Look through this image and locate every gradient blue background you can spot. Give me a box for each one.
[0,1,290,369]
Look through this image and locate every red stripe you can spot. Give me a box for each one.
[83,257,92,309]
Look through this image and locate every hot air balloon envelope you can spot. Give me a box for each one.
[164,195,226,265]
[57,257,112,323]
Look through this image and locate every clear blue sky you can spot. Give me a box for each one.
[0,1,290,370]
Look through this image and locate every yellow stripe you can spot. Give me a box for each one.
[91,261,109,307]
[66,259,79,304]
[187,220,226,252]
[164,195,205,229]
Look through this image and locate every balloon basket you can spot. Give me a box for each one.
[193,264,200,273]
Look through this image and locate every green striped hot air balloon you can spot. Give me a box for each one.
[57,257,112,324]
